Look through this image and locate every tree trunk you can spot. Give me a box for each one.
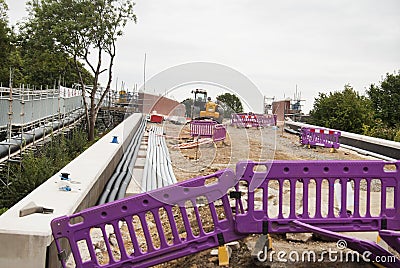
[73,57,90,141]
[88,107,96,141]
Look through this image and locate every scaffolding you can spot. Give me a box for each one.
[0,85,85,180]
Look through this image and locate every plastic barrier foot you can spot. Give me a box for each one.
[218,245,231,266]
[251,234,272,261]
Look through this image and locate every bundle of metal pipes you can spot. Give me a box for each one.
[141,125,177,192]
[0,108,84,161]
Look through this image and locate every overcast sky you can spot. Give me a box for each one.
[6,0,400,113]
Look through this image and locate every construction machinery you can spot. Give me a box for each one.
[191,89,224,123]
[117,90,133,106]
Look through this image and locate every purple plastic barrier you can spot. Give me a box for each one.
[234,160,400,234]
[257,114,277,127]
[293,220,400,267]
[230,113,259,128]
[379,230,400,253]
[51,169,245,268]
[213,124,227,142]
[230,113,242,127]
[230,113,277,128]
[300,127,341,149]
[190,120,226,142]
[190,120,217,138]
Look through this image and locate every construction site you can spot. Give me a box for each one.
[0,86,400,268]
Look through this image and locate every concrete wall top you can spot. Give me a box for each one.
[0,113,142,267]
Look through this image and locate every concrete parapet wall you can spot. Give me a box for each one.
[0,113,143,268]
[285,121,400,159]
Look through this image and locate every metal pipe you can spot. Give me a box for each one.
[0,109,84,161]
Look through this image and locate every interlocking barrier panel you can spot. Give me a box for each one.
[231,113,257,128]
[190,120,226,141]
[51,160,400,267]
[257,114,277,127]
[51,169,246,268]
[234,160,400,234]
[379,230,400,254]
[190,120,216,138]
[300,127,341,149]
[293,220,400,267]
[230,113,276,128]
[212,124,227,142]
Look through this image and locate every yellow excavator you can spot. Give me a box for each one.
[191,89,224,123]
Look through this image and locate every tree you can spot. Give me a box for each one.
[216,93,244,117]
[309,85,373,134]
[0,1,27,86]
[27,0,136,141]
[367,71,400,127]
[0,0,12,84]
[181,98,193,117]
[16,25,94,88]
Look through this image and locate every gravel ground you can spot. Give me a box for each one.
[155,122,382,268]
[71,122,388,268]
[165,122,376,179]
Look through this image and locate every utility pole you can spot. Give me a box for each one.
[143,53,147,92]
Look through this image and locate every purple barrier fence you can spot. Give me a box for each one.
[300,127,341,149]
[213,124,226,142]
[51,170,245,268]
[379,230,400,253]
[293,220,400,267]
[190,120,226,142]
[230,113,277,128]
[51,160,400,267]
[230,113,258,128]
[190,120,217,138]
[257,114,277,127]
[230,113,242,127]
[234,160,400,234]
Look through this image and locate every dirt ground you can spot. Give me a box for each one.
[153,122,379,268]
[79,122,388,268]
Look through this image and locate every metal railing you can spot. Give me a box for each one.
[0,86,83,129]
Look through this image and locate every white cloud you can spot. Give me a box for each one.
[6,0,400,112]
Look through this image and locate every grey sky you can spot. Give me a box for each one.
[6,0,400,113]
